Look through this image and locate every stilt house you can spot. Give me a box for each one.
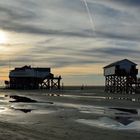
[6,65,61,89]
[103,59,138,93]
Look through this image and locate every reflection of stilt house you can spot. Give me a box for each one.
[103,59,138,94]
[5,66,62,89]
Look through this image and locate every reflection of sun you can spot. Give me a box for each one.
[0,30,7,44]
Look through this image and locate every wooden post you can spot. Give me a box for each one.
[104,75,137,94]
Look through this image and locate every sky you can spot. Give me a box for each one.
[0,0,140,86]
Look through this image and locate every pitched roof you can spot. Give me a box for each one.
[104,59,137,68]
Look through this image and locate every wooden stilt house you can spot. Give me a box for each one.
[103,59,138,94]
[5,65,62,89]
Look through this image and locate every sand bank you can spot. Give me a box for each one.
[0,88,140,140]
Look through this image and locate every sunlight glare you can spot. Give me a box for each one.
[0,30,7,44]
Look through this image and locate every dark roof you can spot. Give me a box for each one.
[33,68,50,72]
[14,66,50,72]
[104,59,137,68]
[15,65,31,70]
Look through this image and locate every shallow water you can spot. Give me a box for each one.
[106,97,140,102]
[53,101,140,131]
[76,117,140,131]
[53,94,140,103]
[0,90,140,131]
[73,104,140,131]
[0,94,56,115]
[62,94,106,99]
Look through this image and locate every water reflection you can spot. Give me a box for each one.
[76,117,140,130]
[110,108,138,114]
[77,106,140,130]
[13,108,32,113]
[106,97,140,102]
[0,94,55,114]
[115,116,134,125]
[49,93,140,103]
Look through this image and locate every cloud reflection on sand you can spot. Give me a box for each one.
[76,117,140,131]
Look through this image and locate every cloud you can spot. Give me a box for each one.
[83,47,140,64]
[0,0,139,41]
[0,0,140,85]
[108,0,140,7]
[95,30,140,41]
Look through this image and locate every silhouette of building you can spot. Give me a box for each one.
[5,65,61,89]
[103,59,138,93]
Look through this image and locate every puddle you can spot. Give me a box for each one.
[0,95,54,114]
[76,117,140,131]
[0,107,8,113]
[13,109,33,113]
[9,102,56,114]
[75,105,140,131]
[115,116,134,125]
[6,95,37,103]
[110,108,138,114]
[0,104,56,114]
[54,102,140,117]
[55,101,140,130]
[54,102,106,115]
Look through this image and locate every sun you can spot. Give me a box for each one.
[0,31,7,44]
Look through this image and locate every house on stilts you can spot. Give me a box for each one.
[103,59,138,94]
[5,65,62,89]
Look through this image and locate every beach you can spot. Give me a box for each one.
[0,87,140,140]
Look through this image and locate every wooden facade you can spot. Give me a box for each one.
[104,59,138,94]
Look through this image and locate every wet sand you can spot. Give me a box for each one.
[0,87,140,140]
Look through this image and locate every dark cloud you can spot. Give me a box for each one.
[46,57,104,68]
[0,20,93,38]
[0,0,139,42]
[0,0,39,23]
[0,0,140,77]
[1,20,140,41]
[1,48,105,69]
[86,47,140,57]
[95,30,140,41]
[109,0,140,7]
[2,19,138,41]
[0,0,91,38]
[0,6,36,21]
